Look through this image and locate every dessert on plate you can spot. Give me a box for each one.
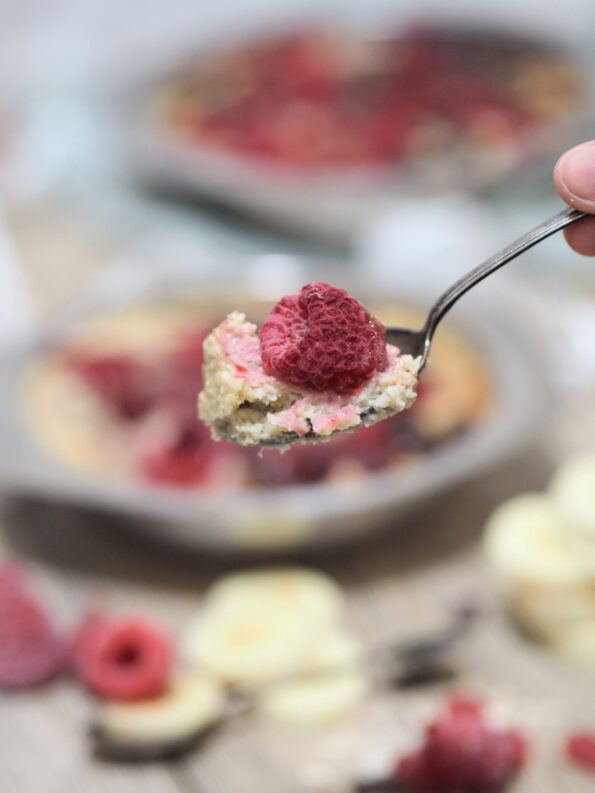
[155,26,580,171]
[20,292,490,491]
[199,283,420,446]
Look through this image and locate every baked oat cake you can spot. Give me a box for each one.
[199,284,420,447]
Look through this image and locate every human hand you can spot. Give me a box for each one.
[554,140,595,256]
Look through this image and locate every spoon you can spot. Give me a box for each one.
[235,206,585,448]
[386,206,586,372]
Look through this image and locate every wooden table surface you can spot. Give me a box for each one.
[1,207,595,793]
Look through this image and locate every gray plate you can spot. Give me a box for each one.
[121,22,594,241]
[0,270,555,554]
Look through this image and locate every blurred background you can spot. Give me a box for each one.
[1,1,595,791]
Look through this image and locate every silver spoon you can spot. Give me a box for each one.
[245,206,586,448]
[386,206,586,372]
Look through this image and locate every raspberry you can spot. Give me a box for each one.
[63,324,222,489]
[140,441,213,486]
[137,402,220,487]
[0,564,64,689]
[395,696,526,792]
[69,609,112,670]
[259,282,387,393]
[566,731,595,772]
[0,561,27,593]
[65,352,157,420]
[73,615,172,701]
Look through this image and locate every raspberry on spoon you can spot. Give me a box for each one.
[259,282,387,393]
[199,283,420,447]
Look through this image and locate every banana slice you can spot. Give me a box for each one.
[550,453,595,539]
[204,567,344,629]
[259,628,368,725]
[92,671,224,760]
[510,584,595,642]
[300,626,362,672]
[553,619,595,666]
[182,569,345,685]
[182,607,315,684]
[483,493,589,588]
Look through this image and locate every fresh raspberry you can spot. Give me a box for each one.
[73,615,172,701]
[69,609,112,671]
[0,561,27,593]
[566,731,595,772]
[259,283,387,393]
[140,440,213,486]
[63,324,220,489]
[137,402,220,487]
[65,352,157,420]
[446,695,484,720]
[0,564,64,689]
[395,696,527,792]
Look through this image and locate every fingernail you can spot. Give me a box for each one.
[558,142,595,203]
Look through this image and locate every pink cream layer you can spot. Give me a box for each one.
[218,321,274,385]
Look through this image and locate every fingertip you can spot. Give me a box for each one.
[554,141,595,213]
[563,214,595,256]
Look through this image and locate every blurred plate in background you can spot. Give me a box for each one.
[124,20,591,240]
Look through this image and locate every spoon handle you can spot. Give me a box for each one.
[422,206,587,342]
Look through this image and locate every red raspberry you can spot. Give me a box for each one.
[395,696,527,792]
[137,403,220,487]
[259,282,387,393]
[566,731,595,772]
[0,564,64,689]
[140,442,213,486]
[65,352,157,420]
[73,615,172,701]
[69,609,112,670]
[0,561,27,593]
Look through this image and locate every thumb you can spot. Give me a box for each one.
[554,140,595,213]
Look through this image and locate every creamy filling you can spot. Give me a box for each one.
[218,322,277,386]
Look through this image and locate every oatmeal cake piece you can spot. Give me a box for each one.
[198,284,420,447]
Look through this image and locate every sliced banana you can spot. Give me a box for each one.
[204,567,344,629]
[182,569,345,685]
[553,619,595,666]
[182,607,315,684]
[301,626,362,672]
[550,453,595,539]
[483,493,589,588]
[93,671,224,754]
[510,584,595,642]
[259,628,368,725]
